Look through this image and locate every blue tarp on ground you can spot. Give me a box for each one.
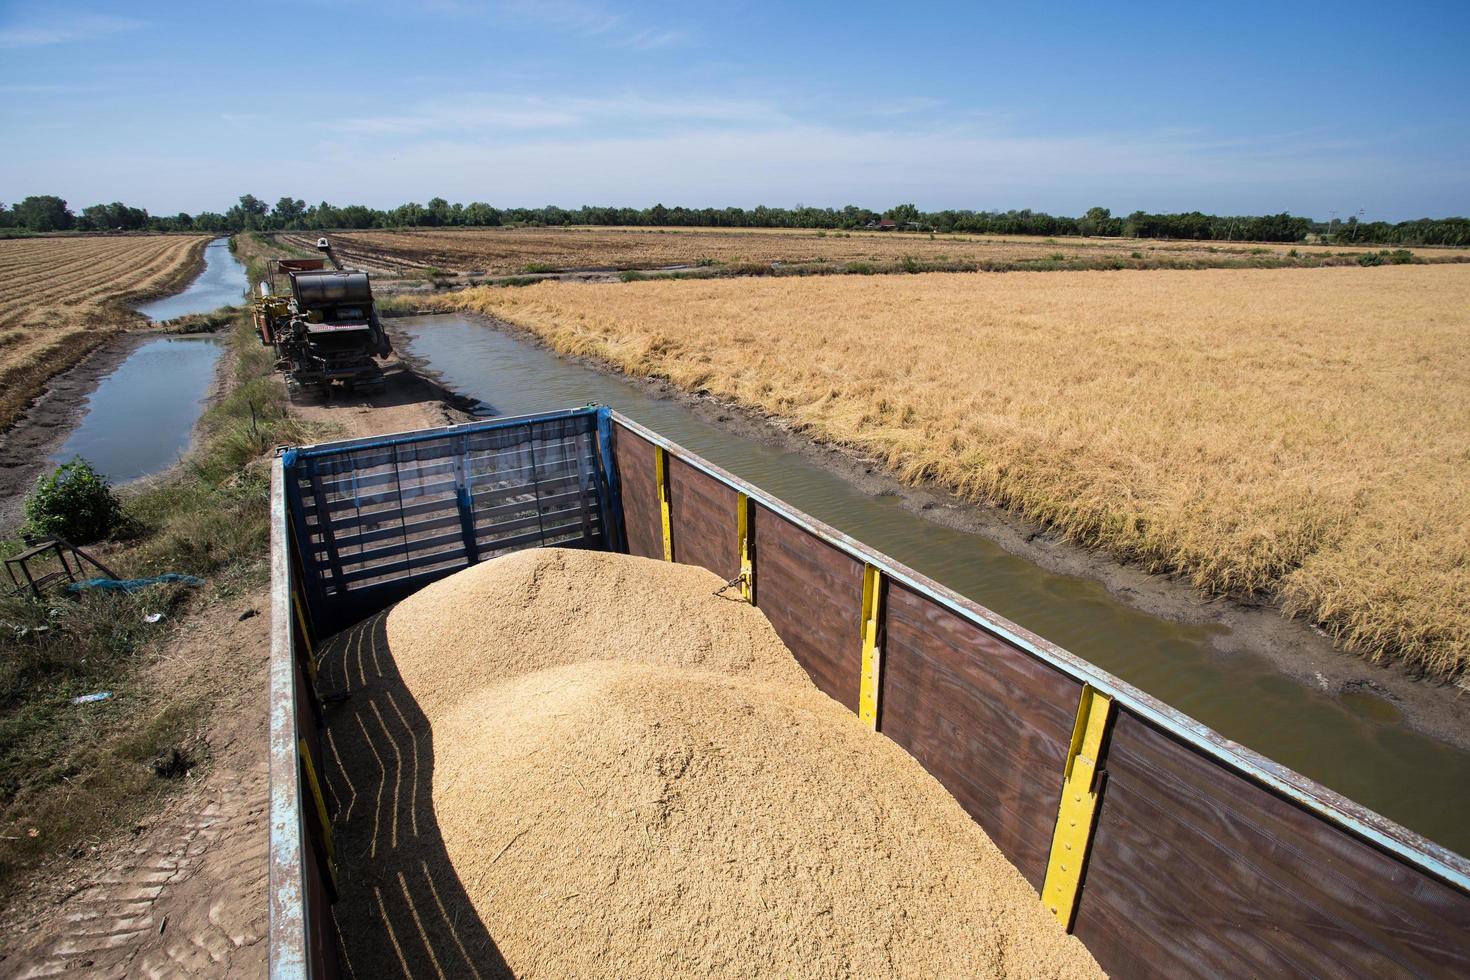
[66,573,205,593]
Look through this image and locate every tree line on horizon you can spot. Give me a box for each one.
[3,193,1467,247]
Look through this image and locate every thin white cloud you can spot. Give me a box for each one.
[271,122,1453,217]
[328,92,788,136]
[331,102,582,136]
[413,0,488,13]
[497,0,691,48]
[619,28,689,50]
[500,0,620,35]
[0,83,93,93]
[871,96,944,116]
[4,100,1460,220]
[0,13,140,48]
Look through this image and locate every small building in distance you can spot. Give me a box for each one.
[864,219,931,232]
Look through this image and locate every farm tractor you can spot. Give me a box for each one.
[253,237,392,394]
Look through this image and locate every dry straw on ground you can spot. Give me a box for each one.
[0,235,208,428]
[357,548,1101,978]
[438,266,1470,677]
[283,227,1467,280]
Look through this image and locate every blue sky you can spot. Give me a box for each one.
[1,1,1467,219]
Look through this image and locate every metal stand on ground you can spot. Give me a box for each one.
[4,537,119,599]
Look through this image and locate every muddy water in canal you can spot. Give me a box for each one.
[396,313,1470,856]
[135,237,247,321]
[49,335,221,483]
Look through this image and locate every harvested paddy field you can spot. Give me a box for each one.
[435,265,1470,678]
[0,234,208,429]
[322,547,1101,978]
[275,227,1467,282]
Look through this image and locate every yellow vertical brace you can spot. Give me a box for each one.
[291,590,317,681]
[284,507,318,681]
[736,493,754,602]
[1042,685,1115,930]
[654,445,674,562]
[857,563,883,729]
[297,738,335,864]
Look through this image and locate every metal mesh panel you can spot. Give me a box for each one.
[286,411,605,627]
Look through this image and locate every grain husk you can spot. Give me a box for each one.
[381,547,1103,978]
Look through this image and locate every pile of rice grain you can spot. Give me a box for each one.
[381,547,1102,978]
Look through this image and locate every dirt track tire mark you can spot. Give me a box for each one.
[8,765,269,979]
[2,597,272,980]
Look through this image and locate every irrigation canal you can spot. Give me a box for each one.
[396,312,1470,856]
[136,237,248,321]
[49,335,222,483]
[50,238,246,483]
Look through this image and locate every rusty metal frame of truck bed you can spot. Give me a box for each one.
[270,405,1470,979]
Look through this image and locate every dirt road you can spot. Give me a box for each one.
[0,361,464,979]
[283,353,475,439]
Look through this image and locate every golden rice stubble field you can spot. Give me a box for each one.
[279,227,1470,279]
[0,235,209,429]
[436,265,1470,677]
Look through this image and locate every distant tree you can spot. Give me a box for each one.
[147,211,194,232]
[425,197,453,227]
[77,204,109,231]
[462,201,501,226]
[884,203,921,223]
[335,204,378,228]
[5,190,1465,247]
[272,197,306,229]
[303,201,336,229]
[225,193,270,231]
[13,195,73,232]
[76,201,149,231]
[389,202,427,227]
[1080,206,1118,236]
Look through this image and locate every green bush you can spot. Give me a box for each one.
[1357,251,1385,267]
[24,459,124,544]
